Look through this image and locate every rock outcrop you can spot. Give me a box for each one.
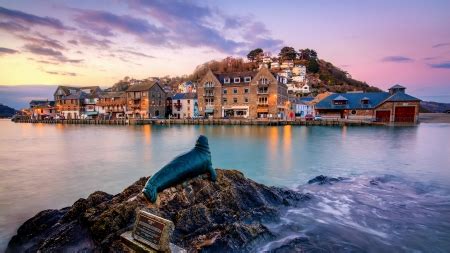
[7,169,310,253]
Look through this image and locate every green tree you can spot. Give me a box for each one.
[279,46,297,60]
[247,48,263,62]
[307,59,320,73]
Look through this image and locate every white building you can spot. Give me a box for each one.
[172,93,198,119]
[292,97,314,117]
[270,62,280,69]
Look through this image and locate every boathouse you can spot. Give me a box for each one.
[315,85,420,123]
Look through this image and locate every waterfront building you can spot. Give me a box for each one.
[82,94,100,119]
[291,97,314,117]
[198,66,289,119]
[171,93,198,119]
[315,85,420,123]
[53,86,102,119]
[58,91,87,119]
[97,92,127,119]
[29,100,56,119]
[125,81,166,119]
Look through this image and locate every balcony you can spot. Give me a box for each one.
[257,90,269,95]
[203,93,215,97]
[257,103,269,106]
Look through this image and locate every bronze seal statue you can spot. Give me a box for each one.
[142,135,217,202]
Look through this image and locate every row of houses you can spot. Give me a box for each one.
[28,67,420,123]
[30,82,199,120]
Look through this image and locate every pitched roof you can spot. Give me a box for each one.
[215,71,257,85]
[99,91,126,98]
[61,91,87,100]
[315,91,420,110]
[172,93,197,100]
[384,92,420,102]
[389,84,406,89]
[126,81,158,92]
[316,92,391,110]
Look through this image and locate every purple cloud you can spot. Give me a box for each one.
[45,70,77,76]
[18,33,65,50]
[67,39,78,45]
[381,56,414,63]
[73,9,168,45]
[0,21,29,32]
[76,33,113,48]
[23,44,82,63]
[0,47,19,54]
[117,49,155,58]
[429,61,450,69]
[432,42,450,48]
[0,6,72,31]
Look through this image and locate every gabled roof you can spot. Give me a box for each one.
[383,92,420,102]
[126,81,159,92]
[61,91,87,100]
[333,95,348,101]
[172,93,197,100]
[54,85,101,97]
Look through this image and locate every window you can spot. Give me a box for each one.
[224,78,230,84]
[233,88,238,94]
[223,98,227,104]
[244,97,249,103]
[143,92,146,97]
[187,99,190,104]
[244,88,249,94]
[361,99,369,105]
[260,77,268,85]
[233,97,238,103]
[351,110,357,114]
[244,77,251,83]
[205,81,214,87]
[234,77,240,83]
[223,88,227,94]
[258,97,268,104]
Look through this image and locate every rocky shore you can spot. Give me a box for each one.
[7,169,311,252]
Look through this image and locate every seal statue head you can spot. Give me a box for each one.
[195,135,210,153]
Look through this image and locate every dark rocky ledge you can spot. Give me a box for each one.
[7,169,311,253]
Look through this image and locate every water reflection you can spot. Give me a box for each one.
[1,120,450,251]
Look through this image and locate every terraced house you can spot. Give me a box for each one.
[198,66,289,119]
[97,91,127,119]
[125,81,166,119]
[53,86,101,119]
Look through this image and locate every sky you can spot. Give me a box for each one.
[0,0,449,99]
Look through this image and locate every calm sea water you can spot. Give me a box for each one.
[0,119,450,252]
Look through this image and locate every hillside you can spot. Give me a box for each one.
[188,56,380,95]
[420,101,450,113]
[0,103,17,118]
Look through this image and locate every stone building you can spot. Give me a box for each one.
[53,86,102,119]
[315,85,420,123]
[125,81,166,119]
[171,93,198,119]
[197,66,289,119]
[97,91,127,119]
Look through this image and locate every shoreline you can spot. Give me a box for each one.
[10,118,403,127]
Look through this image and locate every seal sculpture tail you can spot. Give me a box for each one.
[142,135,216,203]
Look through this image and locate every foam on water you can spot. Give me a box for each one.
[260,175,450,252]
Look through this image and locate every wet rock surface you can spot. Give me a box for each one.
[307,175,345,185]
[7,169,310,253]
